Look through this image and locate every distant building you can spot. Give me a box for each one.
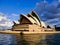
[55,25,60,31]
[12,11,54,32]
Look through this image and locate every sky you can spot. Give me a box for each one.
[0,0,60,29]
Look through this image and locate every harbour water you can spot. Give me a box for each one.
[0,33,60,45]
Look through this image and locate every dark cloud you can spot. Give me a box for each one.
[34,0,60,26]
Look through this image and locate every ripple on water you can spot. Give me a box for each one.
[0,33,60,45]
[0,34,17,45]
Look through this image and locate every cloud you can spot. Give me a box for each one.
[0,12,13,29]
[34,0,60,26]
[8,13,19,21]
[45,18,60,25]
[58,0,60,2]
[11,13,19,17]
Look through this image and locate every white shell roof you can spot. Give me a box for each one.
[41,21,46,27]
[14,21,20,24]
[14,11,46,27]
[26,16,37,24]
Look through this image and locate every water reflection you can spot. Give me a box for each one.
[0,34,17,45]
[0,33,60,45]
[16,33,55,45]
[46,34,60,45]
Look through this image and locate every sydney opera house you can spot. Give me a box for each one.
[12,11,55,32]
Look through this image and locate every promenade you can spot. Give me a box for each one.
[0,30,60,35]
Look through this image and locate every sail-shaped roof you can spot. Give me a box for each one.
[12,11,47,31]
[31,11,41,22]
[19,11,46,27]
[20,14,32,24]
[31,11,41,26]
[26,14,37,24]
[41,21,46,27]
[13,11,46,27]
[13,21,16,25]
